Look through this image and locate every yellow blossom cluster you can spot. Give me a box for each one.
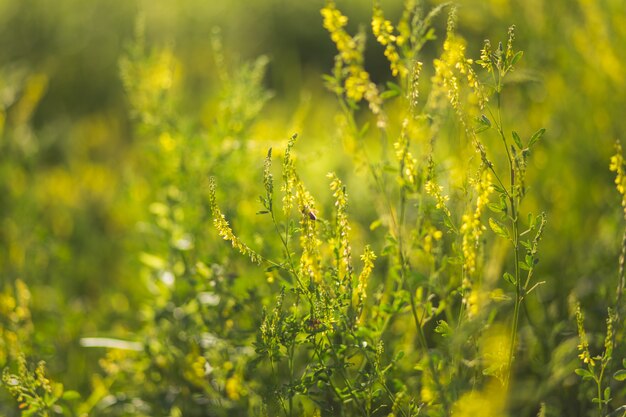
[321,4,358,63]
[209,178,262,264]
[119,47,179,125]
[225,374,244,400]
[393,121,419,187]
[371,6,408,78]
[423,226,443,254]
[355,246,376,316]
[321,1,382,117]
[328,173,353,283]
[609,141,626,219]
[460,168,494,279]
[425,180,451,218]
[212,212,261,265]
[296,183,322,283]
[0,280,33,365]
[451,380,505,417]
[409,61,423,112]
[575,304,594,366]
[281,134,298,216]
[432,32,486,115]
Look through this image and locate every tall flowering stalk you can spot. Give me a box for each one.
[321,1,382,120]
[476,26,546,387]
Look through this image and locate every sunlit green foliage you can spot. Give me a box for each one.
[1,0,626,416]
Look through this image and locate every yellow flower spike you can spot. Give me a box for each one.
[610,141,626,219]
[372,4,407,78]
[209,178,262,264]
[355,246,376,317]
[225,374,243,400]
[432,25,487,117]
[425,180,451,218]
[460,167,494,278]
[328,173,352,284]
[322,1,383,124]
[575,304,595,367]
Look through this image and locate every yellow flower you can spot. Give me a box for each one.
[371,5,407,78]
[356,246,376,308]
[225,375,243,400]
[461,168,493,277]
[321,1,383,121]
[610,141,626,219]
[425,180,451,217]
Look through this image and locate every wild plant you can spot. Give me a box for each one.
[0,280,86,416]
[86,19,277,417]
[322,0,547,402]
[573,141,626,416]
[211,134,402,416]
[209,2,548,416]
[2,354,63,417]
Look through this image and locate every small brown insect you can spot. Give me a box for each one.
[306,317,323,332]
[302,205,317,221]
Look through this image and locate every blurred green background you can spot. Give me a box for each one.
[1,0,625,415]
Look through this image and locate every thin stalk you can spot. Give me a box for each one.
[494,84,521,389]
[597,373,604,416]
[322,333,370,416]
[311,336,348,416]
[609,229,626,400]
[408,290,450,414]
[288,341,295,417]
[489,78,522,388]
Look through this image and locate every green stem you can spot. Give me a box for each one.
[408,290,451,415]
[288,341,295,417]
[323,333,370,416]
[491,83,522,389]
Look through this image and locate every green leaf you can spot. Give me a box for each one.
[475,125,490,134]
[604,386,611,401]
[139,253,166,270]
[614,370,626,381]
[492,183,507,195]
[369,219,382,231]
[512,131,523,149]
[489,218,510,239]
[435,320,451,337]
[529,128,546,148]
[525,254,534,268]
[149,202,169,217]
[321,74,336,84]
[380,89,400,100]
[511,50,524,66]
[503,272,516,285]
[23,409,37,417]
[487,202,504,213]
[475,115,492,133]
[62,390,81,401]
[575,368,594,379]
[359,122,370,138]
[386,81,402,92]
[256,210,269,215]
